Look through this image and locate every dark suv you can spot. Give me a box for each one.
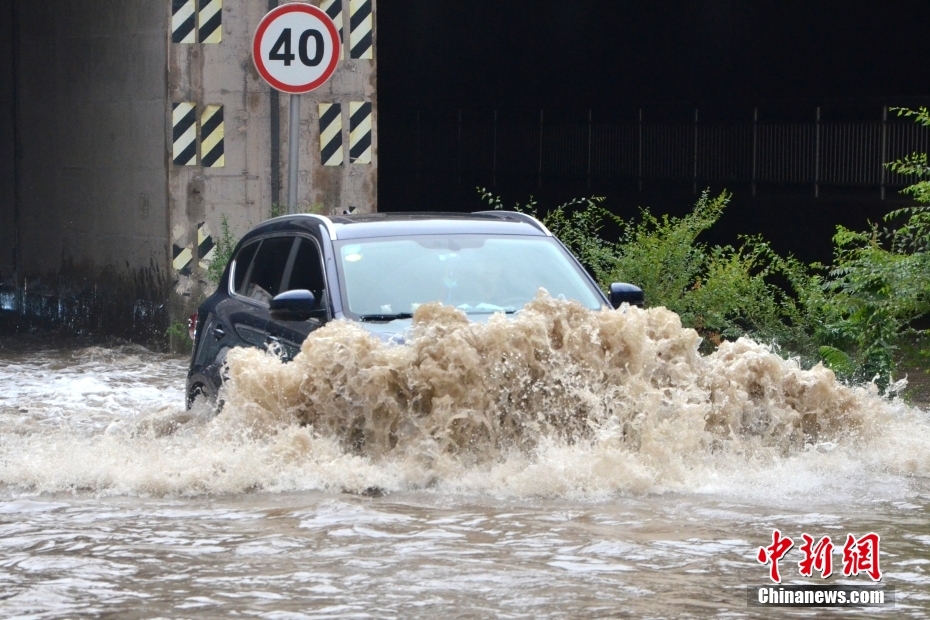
[186,211,643,407]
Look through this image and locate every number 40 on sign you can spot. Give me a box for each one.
[252,4,340,94]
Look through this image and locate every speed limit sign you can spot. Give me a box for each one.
[252,4,340,94]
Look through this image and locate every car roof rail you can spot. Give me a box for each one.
[472,210,553,236]
[266,213,337,240]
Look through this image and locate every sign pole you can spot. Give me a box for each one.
[253,3,340,216]
[287,93,301,214]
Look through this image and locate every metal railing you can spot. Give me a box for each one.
[403,105,930,197]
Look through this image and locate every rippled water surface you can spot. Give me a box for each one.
[2,301,929,618]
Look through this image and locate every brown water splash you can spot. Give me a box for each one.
[223,291,875,466]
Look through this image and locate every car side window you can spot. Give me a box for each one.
[237,236,297,304]
[282,237,327,308]
[232,241,260,294]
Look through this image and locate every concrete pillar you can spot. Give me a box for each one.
[3,0,171,341]
[167,0,378,319]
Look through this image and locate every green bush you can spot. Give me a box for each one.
[805,225,929,384]
[606,190,727,312]
[165,320,193,353]
[206,214,236,286]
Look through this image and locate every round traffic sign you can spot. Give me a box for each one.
[252,4,340,94]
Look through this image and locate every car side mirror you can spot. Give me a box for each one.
[609,282,644,309]
[270,289,325,322]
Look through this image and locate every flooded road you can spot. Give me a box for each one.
[2,301,929,618]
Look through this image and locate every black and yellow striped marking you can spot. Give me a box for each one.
[319,103,344,167]
[321,0,345,60]
[349,0,373,60]
[172,218,193,275]
[172,0,196,43]
[173,222,215,275]
[197,222,215,269]
[201,105,224,168]
[172,102,197,166]
[349,101,372,164]
[172,243,193,276]
[197,0,222,44]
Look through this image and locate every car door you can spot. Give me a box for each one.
[265,234,331,360]
[191,239,271,396]
[226,234,297,352]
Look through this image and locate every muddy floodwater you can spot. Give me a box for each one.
[1,299,929,618]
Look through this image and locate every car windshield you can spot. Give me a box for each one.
[334,234,605,318]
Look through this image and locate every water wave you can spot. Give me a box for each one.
[1,292,928,498]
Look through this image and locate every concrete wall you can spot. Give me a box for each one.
[15,1,169,276]
[296,0,378,216]
[0,4,15,286]
[8,0,170,339]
